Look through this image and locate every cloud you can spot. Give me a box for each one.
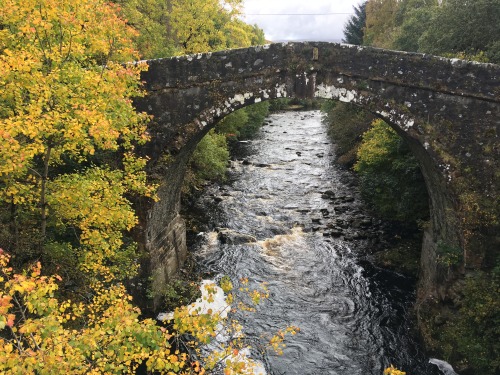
[242,0,364,42]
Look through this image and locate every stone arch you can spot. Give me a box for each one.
[134,42,499,306]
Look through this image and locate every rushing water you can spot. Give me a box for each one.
[187,111,439,375]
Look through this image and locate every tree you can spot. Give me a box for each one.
[393,4,437,52]
[0,0,154,280]
[115,0,180,58]
[250,24,267,45]
[364,0,400,48]
[116,0,266,59]
[169,0,256,54]
[187,130,230,185]
[0,249,179,375]
[343,1,367,45]
[0,248,297,374]
[418,0,500,62]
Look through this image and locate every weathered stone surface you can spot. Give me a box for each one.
[148,214,186,307]
[134,42,499,317]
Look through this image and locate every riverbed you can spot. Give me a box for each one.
[186,110,438,375]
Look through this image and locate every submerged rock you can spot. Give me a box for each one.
[217,229,257,245]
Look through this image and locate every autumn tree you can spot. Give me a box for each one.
[169,0,263,54]
[0,0,154,281]
[0,248,300,374]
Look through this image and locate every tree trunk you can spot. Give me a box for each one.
[40,145,51,247]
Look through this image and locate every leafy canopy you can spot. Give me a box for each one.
[0,0,154,280]
[169,0,262,54]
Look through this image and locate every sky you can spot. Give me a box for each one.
[242,0,365,43]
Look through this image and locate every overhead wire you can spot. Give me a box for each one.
[244,11,397,16]
[245,13,355,15]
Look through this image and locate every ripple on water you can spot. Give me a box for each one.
[192,111,438,375]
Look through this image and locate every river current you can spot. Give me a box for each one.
[187,110,439,375]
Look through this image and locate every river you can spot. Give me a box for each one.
[186,110,439,375]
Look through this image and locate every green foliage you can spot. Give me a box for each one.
[364,0,500,63]
[322,101,374,167]
[157,279,201,310]
[249,24,267,45]
[216,102,270,139]
[354,119,429,224]
[418,0,500,63]
[189,130,230,184]
[440,271,500,374]
[393,5,436,52]
[185,102,270,192]
[216,109,250,139]
[343,1,367,45]
[436,241,462,267]
[364,0,400,48]
[268,98,291,111]
[239,102,270,138]
[116,0,179,59]
[287,97,322,110]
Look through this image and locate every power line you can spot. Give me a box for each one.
[245,10,398,16]
[245,13,355,16]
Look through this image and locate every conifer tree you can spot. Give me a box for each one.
[343,1,367,45]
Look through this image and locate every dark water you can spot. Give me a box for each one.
[189,111,438,375]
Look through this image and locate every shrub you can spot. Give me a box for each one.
[188,130,230,184]
[354,119,429,224]
[322,101,374,166]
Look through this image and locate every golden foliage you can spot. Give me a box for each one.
[0,0,156,280]
[384,364,407,375]
[0,249,180,374]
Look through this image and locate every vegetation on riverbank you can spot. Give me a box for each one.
[182,101,270,195]
[322,103,428,228]
[183,97,323,195]
[354,120,429,225]
[418,269,500,374]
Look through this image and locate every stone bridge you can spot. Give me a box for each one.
[134,42,500,307]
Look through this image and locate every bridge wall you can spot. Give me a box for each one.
[134,42,500,309]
